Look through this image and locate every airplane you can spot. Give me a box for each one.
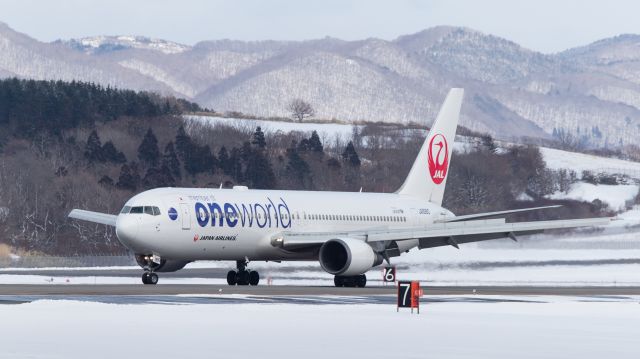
[68,88,610,287]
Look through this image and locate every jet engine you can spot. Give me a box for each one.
[135,254,190,272]
[319,238,383,276]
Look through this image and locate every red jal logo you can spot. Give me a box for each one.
[427,134,449,184]
[193,234,200,242]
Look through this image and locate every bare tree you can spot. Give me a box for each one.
[288,99,315,122]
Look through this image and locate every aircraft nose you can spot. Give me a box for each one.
[115,215,139,248]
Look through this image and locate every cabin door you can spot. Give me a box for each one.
[180,203,191,230]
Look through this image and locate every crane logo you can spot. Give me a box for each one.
[193,234,200,242]
[427,134,449,184]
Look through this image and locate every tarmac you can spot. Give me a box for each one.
[1,267,639,302]
[1,284,640,296]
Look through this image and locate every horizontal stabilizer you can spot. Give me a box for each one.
[68,209,117,226]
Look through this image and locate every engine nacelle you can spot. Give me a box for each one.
[319,238,383,276]
[135,254,190,272]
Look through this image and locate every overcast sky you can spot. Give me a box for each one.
[1,0,638,53]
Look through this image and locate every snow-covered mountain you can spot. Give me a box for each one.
[2,22,640,147]
[59,35,190,54]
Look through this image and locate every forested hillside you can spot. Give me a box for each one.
[0,79,611,255]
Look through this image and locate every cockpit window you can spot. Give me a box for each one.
[144,206,161,216]
[125,206,161,216]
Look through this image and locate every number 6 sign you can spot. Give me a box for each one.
[382,266,396,283]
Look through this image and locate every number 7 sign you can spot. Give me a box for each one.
[397,281,421,314]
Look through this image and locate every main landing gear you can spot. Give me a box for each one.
[334,274,367,288]
[226,259,260,286]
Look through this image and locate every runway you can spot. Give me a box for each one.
[1,284,640,296]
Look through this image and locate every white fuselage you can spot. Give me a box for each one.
[115,187,452,261]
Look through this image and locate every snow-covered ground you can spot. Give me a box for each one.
[186,115,357,140]
[540,146,640,178]
[1,296,638,359]
[548,182,639,210]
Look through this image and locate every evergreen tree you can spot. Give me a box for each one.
[184,144,216,176]
[286,141,311,187]
[138,128,160,167]
[143,165,175,188]
[251,126,267,149]
[241,141,253,163]
[229,147,244,182]
[102,141,126,163]
[245,149,276,189]
[218,146,231,175]
[308,131,324,153]
[341,141,361,167]
[84,130,105,163]
[162,142,181,179]
[298,138,311,152]
[116,163,141,191]
[174,125,191,161]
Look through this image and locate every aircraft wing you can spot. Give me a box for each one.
[68,209,117,226]
[276,217,611,250]
[442,205,562,222]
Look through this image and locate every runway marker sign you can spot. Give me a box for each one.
[382,266,396,283]
[397,281,420,314]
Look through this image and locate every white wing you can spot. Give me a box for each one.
[276,217,611,250]
[68,209,117,226]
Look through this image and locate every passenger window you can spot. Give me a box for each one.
[120,206,131,214]
[130,206,143,214]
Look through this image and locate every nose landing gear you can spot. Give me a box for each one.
[137,254,159,285]
[142,272,158,285]
[226,259,260,286]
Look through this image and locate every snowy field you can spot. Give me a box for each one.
[548,182,639,210]
[1,295,639,359]
[540,146,640,178]
[186,115,357,140]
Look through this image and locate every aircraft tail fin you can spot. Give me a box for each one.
[396,88,464,205]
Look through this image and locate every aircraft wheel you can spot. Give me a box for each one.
[334,276,344,287]
[227,270,237,285]
[141,273,149,284]
[236,270,250,285]
[356,274,366,288]
[149,273,159,285]
[249,271,260,286]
